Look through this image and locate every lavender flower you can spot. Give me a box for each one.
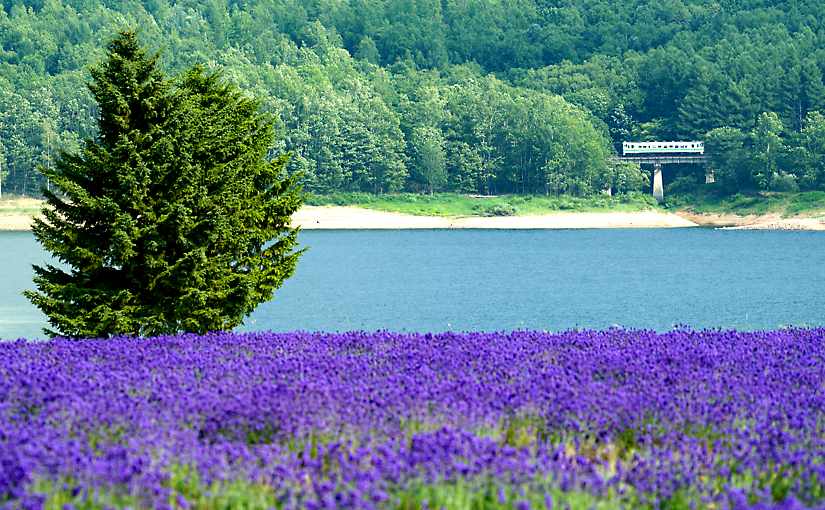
[0,328,823,508]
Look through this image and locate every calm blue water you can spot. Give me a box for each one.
[1,229,824,339]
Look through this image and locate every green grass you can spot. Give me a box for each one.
[305,191,825,218]
[667,191,825,217]
[393,479,629,510]
[30,466,281,510]
[6,191,825,220]
[27,415,820,510]
[25,466,726,510]
[305,192,660,217]
[27,467,655,510]
[0,195,42,215]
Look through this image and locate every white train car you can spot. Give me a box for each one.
[623,141,704,155]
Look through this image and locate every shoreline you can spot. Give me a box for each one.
[676,211,825,231]
[291,206,699,229]
[3,202,825,231]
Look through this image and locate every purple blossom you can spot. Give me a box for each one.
[0,328,823,508]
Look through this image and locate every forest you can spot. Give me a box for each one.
[3,0,825,198]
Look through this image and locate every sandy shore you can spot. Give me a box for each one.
[3,202,825,231]
[0,214,34,231]
[292,206,698,229]
[0,198,41,231]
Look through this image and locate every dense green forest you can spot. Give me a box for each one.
[3,0,825,198]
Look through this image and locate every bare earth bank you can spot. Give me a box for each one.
[677,211,825,231]
[3,202,825,231]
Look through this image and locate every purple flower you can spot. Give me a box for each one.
[0,328,822,508]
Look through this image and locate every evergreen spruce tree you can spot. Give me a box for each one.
[26,31,303,338]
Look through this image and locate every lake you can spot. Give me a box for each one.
[1,228,824,339]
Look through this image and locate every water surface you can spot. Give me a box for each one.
[2,229,823,339]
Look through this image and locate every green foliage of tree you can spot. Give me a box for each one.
[751,112,785,190]
[7,0,825,197]
[796,111,825,189]
[705,127,752,194]
[705,114,799,194]
[24,32,302,338]
[605,162,650,195]
[355,36,380,65]
[410,126,447,193]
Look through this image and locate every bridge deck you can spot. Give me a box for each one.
[612,155,707,165]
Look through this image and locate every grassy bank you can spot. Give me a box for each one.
[305,192,660,217]
[307,191,825,218]
[667,190,825,217]
[0,196,42,216]
[6,191,825,220]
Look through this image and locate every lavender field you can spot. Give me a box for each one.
[2,329,824,509]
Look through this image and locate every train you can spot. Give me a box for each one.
[622,141,704,155]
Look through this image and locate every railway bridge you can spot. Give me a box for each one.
[611,143,710,202]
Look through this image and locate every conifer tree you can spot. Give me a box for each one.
[26,31,303,338]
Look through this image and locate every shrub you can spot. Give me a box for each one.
[769,172,800,192]
[482,203,517,216]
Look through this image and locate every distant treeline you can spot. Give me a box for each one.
[3,0,825,197]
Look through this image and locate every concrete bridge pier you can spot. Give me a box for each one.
[611,154,707,203]
[652,163,664,203]
[705,167,715,184]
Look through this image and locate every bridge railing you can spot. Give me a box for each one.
[611,155,707,165]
